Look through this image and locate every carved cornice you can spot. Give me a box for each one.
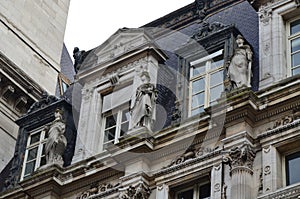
[76,182,120,199]
[26,92,59,114]
[155,149,222,177]
[191,21,230,40]
[0,52,43,100]
[257,183,300,199]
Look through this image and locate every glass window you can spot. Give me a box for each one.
[189,50,224,116]
[286,151,300,186]
[176,183,211,199]
[103,106,130,145]
[21,129,47,180]
[289,19,300,76]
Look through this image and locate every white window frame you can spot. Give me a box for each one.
[287,17,300,77]
[21,126,47,181]
[189,49,224,116]
[281,149,300,187]
[101,104,130,145]
[175,182,211,199]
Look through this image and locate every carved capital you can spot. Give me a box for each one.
[228,143,256,170]
[119,183,151,199]
[259,6,272,25]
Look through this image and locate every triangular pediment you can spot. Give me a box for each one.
[93,28,154,65]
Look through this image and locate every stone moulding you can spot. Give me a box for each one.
[257,183,300,199]
[154,149,222,177]
[258,118,300,139]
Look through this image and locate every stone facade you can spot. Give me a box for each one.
[0,0,70,178]
[1,0,300,199]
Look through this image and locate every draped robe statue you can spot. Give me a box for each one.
[45,109,67,166]
[228,35,253,89]
[130,72,157,131]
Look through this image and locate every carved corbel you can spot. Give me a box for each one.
[109,73,120,85]
[14,96,27,112]
[2,85,15,101]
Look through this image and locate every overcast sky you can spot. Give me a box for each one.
[64,0,194,57]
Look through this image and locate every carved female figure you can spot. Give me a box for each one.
[45,108,67,166]
[228,35,253,88]
[130,71,157,130]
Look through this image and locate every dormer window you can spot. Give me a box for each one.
[189,50,224,116]
[21,128,47,180]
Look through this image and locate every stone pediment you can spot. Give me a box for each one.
[93,28,154,65]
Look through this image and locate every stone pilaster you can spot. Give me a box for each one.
[261,145,281,194]
[156,184,169,199]
[211,163,223,199]
[228,143,256,199]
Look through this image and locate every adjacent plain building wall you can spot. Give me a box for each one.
[0,0,70,94]
[0,0,70,172]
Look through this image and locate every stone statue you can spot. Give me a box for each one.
[228,35,253,88]
[45,108,67,166]
[130,71,157,130]
[73,47,86,73]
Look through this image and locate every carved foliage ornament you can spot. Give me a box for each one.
[259,5,272,25]
[27,92,59,113]
[119,184,151,199]
[77,182,120,199]
[228,143,256,170]
[267,109,300,131]
[191,21,228,40]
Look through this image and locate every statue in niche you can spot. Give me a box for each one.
[130,71,157,131]
[73,47,87,73]
[44,108,67,166]
[228,35,253,89]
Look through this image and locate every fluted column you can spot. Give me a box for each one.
[228,143,256,199]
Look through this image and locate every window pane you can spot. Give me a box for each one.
[193,63,206,76]
[292,52,300,67]
[62,81,68,93]
[286,152,300,185]
[40,156,46,167]
[192,79,205,94]
[177,189,194,199]
[192,92,205,108]
[210,84,223,103]
[105,114,117,129]
[27,147,38,161]
[211,58,224,70]
[30,133,41,145]
[199,184,211,199]
[122,110,130,122]
[210,70,223,87]
[291,38,300,53]
[191,106,204,116]
[104,128,116,142]
[291,19,300,35]
[292,66,300,76]
[120,122,129,136]
[24,161,36,175]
